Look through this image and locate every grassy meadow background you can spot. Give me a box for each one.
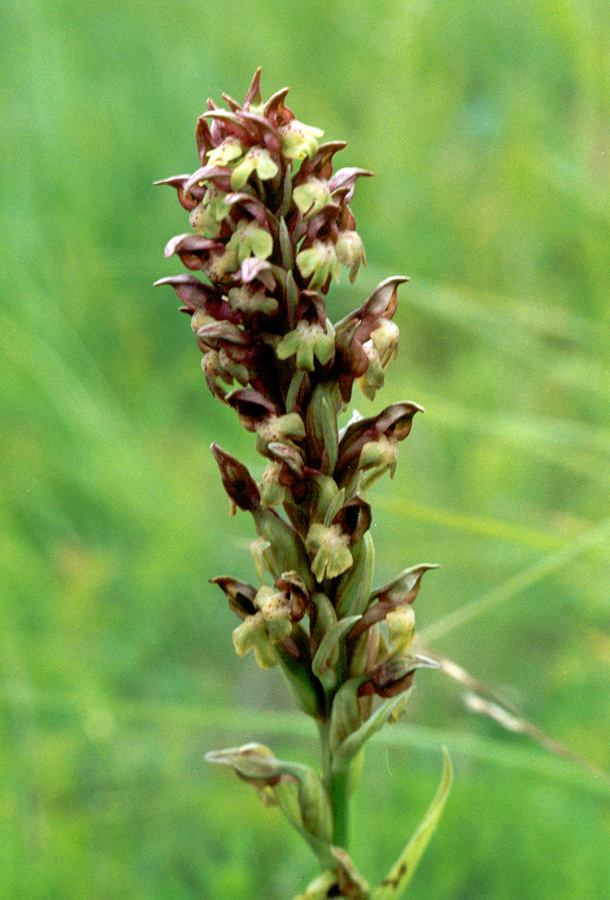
[1,0,610,897]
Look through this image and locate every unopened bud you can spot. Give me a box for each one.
[210,443,261,512]
[335,230,366,283]
[386,605,416,654]
[205,742,281,781]
[260,460,285,508]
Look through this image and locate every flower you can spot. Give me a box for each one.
[278,119,324,159]
[230,146,279,190]
[158,71,447,894]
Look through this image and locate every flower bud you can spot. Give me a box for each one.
[205,742,282,780]
[358,318,400,401]
[335,229,366,283]
[210,443,261,512]
[260,460,285,508]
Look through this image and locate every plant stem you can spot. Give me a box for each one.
[318,720,351,848]
[328,763,351,848]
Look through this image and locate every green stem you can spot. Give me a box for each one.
[328,763,351,848]
[318,721,351,849]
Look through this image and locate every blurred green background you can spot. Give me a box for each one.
[1,0,609,897]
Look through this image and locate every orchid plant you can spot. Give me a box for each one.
[156,69,452,900]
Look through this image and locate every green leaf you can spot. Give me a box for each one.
[320,394,339,475]
[323,487,346,528]
[329,676,366,756]
[334,531,375,619]
[279,216,294,270]
[371,748,453,900]
[333,693,410,768]
[275,637,324,719]
[311,614,361,690]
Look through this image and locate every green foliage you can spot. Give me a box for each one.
[1,0,609,898]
